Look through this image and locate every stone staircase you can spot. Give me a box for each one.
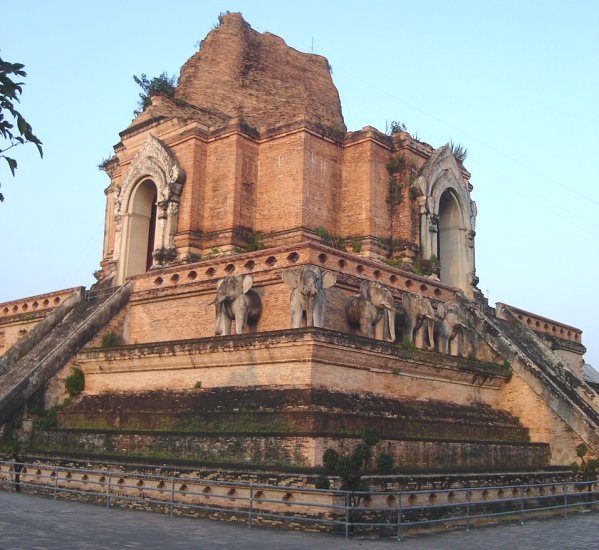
[460,297,599,454]
[0,284,132,429]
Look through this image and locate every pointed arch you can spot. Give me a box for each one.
[113,135,185,284]
[121,179,158,279]
[414,145,477,296]
[438,188,464,288]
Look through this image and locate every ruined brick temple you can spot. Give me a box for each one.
[1,13,597,472]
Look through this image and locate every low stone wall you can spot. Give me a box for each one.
[30,429,549,471]
[77,328,509,406]
[57,388,529,443]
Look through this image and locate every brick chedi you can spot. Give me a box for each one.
[0,13,597,474]
[176,13,345,132]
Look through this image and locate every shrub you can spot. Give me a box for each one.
[65,367,84,397]
[377,453,394,474]
[100,332,120,349]
[314,474,330,490]
[362,426,381,447]
[323,448,339,473]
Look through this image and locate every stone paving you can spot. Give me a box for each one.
[1,491,598,549]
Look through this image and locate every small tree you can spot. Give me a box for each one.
[572,443,599,505]
[320,426,393,507]
[573,443,599,480]
[0,57,43,202]
[133,72,177,116]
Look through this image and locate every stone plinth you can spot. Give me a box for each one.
[78,328,510,406]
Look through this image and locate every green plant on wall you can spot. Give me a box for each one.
[350,237,363,253]
[386,153,405,205]
[314,225,342,250]
[388,120,407,135]
[245,231,265,252]
[100,332,120,349]
[65,367,84,397]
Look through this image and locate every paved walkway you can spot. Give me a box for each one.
[1,491,598,549]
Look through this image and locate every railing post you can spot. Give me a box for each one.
[248,484,254,529]
[520,484,526,525]
[564,486,568,519]
[106,472,112,508]
[345,492,350,540]
[53,466,59,499]
[466,490,471,533]
[397,492,402,542]
[9,461,14,493]
[170,478,176,517]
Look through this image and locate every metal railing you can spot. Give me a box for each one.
[0,460,597,540]
[84,285,120,302]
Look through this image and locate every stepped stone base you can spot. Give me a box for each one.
[45,387,549,471]
[31,429,549,471]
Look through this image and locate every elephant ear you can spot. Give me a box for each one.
[281,269,298,288]
[242,275,253,294]
[322,271,336,289]
[216,278,225,290]
[360,280,370,299]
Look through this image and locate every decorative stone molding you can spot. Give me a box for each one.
[116,135,184,215]
[414,145,476,296]
[113,135,185,282]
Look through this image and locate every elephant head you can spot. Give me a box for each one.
[281,265,336,328]
[436,299,469,356]
[402,293,435,350]
[214,274,261,336]
[346,281,395,341]
[360,281,396,342]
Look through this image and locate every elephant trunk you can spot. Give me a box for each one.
[215,302,223,335]
[386,306,396,342]
[306,294,315,327]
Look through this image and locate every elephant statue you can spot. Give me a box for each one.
[346,280,396,342]
[402,293,435,350]
[213,275,262,336]
[435,300,468,356]
[281,265,336,328]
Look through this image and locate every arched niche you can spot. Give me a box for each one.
[121,179,158,279]
[414,144,477,296]
[438,189,463,288]
[113,135,185,284]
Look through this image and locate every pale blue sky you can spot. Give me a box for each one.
[1,1,598,366]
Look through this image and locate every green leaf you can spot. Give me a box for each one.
[4,156,17,176]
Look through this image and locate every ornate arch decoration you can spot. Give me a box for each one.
[414,145,477,295]
[113,135,186,282]
[116,134,185,216]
